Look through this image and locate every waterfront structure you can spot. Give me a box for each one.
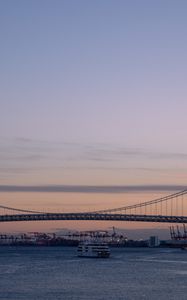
[148,236,160,247]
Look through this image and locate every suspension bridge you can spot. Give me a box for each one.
[1,189,187,224]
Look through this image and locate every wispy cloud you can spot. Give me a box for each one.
[1,137,187,180]
[0,184,186,193]
[1,137,187,162]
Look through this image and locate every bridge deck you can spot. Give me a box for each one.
[0,213,187,223]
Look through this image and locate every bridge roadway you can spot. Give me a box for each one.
[0,213,187,223]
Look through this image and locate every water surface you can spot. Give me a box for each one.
[0,246,187,299]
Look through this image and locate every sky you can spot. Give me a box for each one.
[1,0,187,235]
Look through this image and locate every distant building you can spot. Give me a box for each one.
[148,236,160,247]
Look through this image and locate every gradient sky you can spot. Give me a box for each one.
[1,1,187,234]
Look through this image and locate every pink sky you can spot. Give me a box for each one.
[1,1,187,234]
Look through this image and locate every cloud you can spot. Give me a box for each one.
[0,184,186,193]
[1,137,187,164]
[1,137,187,183]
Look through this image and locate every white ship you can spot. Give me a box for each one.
[77,241,110,258]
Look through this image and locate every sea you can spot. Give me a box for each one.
[0,246,187,300]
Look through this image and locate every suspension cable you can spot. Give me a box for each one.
[0,204,44,214]
[90,189,187,214]
[1,189,187,215]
